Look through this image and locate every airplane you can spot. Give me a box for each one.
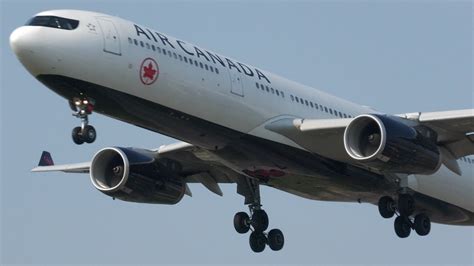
[9,9,473,253]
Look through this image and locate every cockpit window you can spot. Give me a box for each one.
[26,16,79,30]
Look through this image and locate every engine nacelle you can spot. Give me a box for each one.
[343,114,441,174]
[90,147,185,204]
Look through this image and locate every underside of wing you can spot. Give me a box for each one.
[400,109,474,158]
[265,117,352,161]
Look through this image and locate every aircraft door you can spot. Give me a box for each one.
[228,71,244,97]
[96,17,121,55]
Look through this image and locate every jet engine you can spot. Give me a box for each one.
[343,114,441,174]
[90,147,185,204]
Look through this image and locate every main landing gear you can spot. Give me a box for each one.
[70,97,97,145]
[378,194,431,238]
[233,180,284,253]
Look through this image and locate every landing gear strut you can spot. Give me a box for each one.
[378,193,431,238]
[70,97,96,144]
[233,178,284,252]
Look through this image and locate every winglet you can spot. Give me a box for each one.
[38,151,54,166]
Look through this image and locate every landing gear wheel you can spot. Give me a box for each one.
[398,194,415,216]
[378,196,395,219]
[251,210,269,232]
[82,125,96,143]
[233,212,250,234]
[394,216,412,238]
[267,229,284,251]
[249,231,267,253]
[414,213,431,236]
[72,126,84,145]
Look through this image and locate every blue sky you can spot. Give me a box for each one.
[1,0,473,264]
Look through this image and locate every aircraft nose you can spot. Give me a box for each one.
[10,26,34,58]
[10,26,48,75]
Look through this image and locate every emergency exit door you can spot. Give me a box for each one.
[96,18,121,55]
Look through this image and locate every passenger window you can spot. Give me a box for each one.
[256,83,259,89]
[305,100,309,106]
[157,46,161,53]
[179,54,182,61]
[210,66,214,72]
[173,53,178,59]
[168,51,172,57]
[194,60,198,67]
[215,68,219,74]
[276,90,280,96]
[295,97,299,103]
[151,45,156,51]
[146,43,150,49]
[184,57,188,63]
[265,86,270,92]
[324,107,328,113]
[134,39,138,46]
[140,41,144,47]
[205,64,209,70]
[128,37,132,44]
[199,62,204,68]
[310,102,314,108]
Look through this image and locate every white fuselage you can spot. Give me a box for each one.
[10,10,473,216]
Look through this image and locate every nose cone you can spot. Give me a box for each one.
[10,27,33,58]
[10,26,46,75]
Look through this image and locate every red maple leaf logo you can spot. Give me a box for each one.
[143,62,157,80]
[140,58,159,85]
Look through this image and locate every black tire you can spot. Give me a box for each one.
[252,210,269,232]
[414,213,431,236]
[378,196,395,219]
[72,126,84,145]
[267,229,284,251]
[233,212,250,234]
[398,194,415,216]
[394,216,412,238]
[82,125,96,143]
[249,231,266,253]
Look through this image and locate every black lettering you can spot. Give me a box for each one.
[206,51,226,67]
[155,32,175,49]
[146,29,158,42]
[256,69,270,83]
[226,58,241,73]
[194,47,210,62]
[237,62,254,77]
[134,24,150,40]
[176,40,194,56]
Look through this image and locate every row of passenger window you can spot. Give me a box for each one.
[255,83,285,98]
[460,157,473,164]
[290,94,352,118]
[129,37,352,119]
[128,37,220,74]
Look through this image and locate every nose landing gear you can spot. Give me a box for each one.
[70,97,97,144]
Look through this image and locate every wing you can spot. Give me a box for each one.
[31,142,244,196]
[265,117,353,161]
[265,109,474,176]
[400,109,474,158]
